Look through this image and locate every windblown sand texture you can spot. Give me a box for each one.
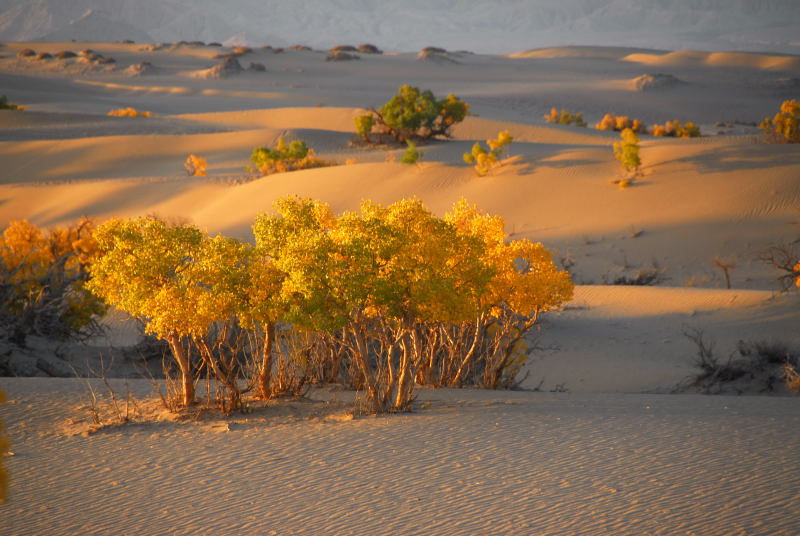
[0,40,799,535]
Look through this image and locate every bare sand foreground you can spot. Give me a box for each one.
[0,41,799,534]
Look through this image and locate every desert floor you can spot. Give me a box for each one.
[0,41,799,535]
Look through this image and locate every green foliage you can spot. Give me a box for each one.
[760,100,800,143]
[354,114,374,143]
[249,137,332,176]
[0,95,23,111]
[0,218,106,344]
[368,85,469,143]
[613,128,641,175]
[463,130,513,175]
[544,108,587,127]
[400,141,423,164]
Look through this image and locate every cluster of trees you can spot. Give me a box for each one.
[761,99,799,143]
[88,198,573,413]
[0,218,105,345]
[355,85,469,144]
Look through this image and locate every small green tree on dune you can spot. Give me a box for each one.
[355,85,469,144]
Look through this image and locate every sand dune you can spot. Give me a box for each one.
[623,50,800,71]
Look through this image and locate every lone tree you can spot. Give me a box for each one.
[355,85,469,144]
[613,128,641,176]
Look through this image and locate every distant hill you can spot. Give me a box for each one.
[0,0,798,55]
[36,9,153,43]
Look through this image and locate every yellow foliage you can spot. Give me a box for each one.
[184,154,207,176]
[463,130,513,175]
[794,261,800,287]
[0,218,104,334]
[595,113,647,133]
[613,128,641,175]
[651,120,700,138]
[760,99,800,143]
[107,107,156,118]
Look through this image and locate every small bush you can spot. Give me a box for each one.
[596,113,647,134]
[652,120,701,138]
[354,114,374,143]
[760,99,800,143]
[184,154,207,176]
[249,138,332,176]
[400,141,423,164]
[685,328,800,394]
[544,108,587,127]
[17,48,36,58]
[0,95,23,111]
[613,128,641,175]
[358,85,469,143]
[463,130,513,176]
[108,107,156,118]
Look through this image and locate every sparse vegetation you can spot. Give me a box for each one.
[596,113,647,134]
[760,99,800,143]
[0,95,24,111]
[652,120,701,138]
[683,328,800,394]
[249,138,332,176]
[400,141,423,164]
[759,242,800,291]
[613,128,641,178]
[463,130,513,176]
[544,108,587,127]
[107,107,156,118]
[354,113,374,143]
[184,154,208,177]
[356,85,469,144]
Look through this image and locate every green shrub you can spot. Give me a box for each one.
[613,128,641,176]
[544,108,587,127]
[249,138,332,176]
[354,114,374,143]
[358,85,469,143]
[400,141,423,164]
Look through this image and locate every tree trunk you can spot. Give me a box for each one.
[257,322,275,399]
[167,333,194,407]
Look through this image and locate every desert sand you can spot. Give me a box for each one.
[0,39,799,535]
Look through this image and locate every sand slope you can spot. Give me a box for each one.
[2,378,799,536]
